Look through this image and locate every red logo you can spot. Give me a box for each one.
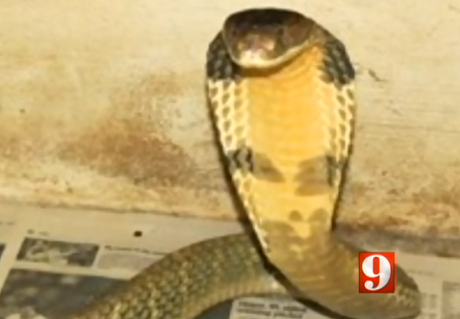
[359,252,396,293]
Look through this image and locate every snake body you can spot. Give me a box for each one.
[206,8,421,319]
[63,234,290,319]
[61,8,421,319]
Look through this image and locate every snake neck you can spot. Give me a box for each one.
[207,30,355,248]
[237,45,344,242]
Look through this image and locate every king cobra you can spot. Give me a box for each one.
[61,8,421,319]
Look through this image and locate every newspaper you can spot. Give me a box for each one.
[0,203,457,319]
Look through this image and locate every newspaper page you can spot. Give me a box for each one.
[0,203,457,319]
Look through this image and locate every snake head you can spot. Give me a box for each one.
[222,8,316,69]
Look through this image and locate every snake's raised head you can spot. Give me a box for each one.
[222,8,315,69]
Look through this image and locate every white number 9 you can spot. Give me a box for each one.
[362,255,392,291]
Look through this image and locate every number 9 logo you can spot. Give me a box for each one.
[359,252,396,293]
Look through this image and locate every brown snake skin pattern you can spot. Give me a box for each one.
[60,7,422,319]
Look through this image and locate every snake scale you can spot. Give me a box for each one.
[62,8,421,319]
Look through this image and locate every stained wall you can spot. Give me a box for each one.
[1,0,459,250]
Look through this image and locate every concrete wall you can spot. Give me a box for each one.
[1,0,459,248]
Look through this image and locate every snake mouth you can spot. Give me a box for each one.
[226,44,306,69]
[228,37,290,69]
